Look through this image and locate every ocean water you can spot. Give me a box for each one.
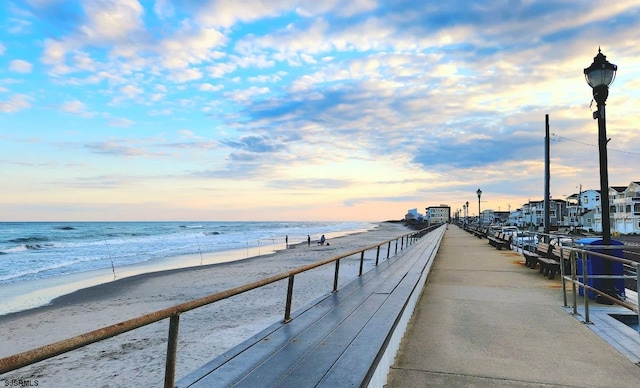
[0,221,373,286]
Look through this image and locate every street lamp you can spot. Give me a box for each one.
[584,47,617,302]
[465,201,469,224]
[476,188,482,225]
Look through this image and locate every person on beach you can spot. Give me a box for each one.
[319,234,326,245]
[307,235,311,246]
[285,235,288,248]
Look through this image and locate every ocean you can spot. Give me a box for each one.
[0,221,374,286]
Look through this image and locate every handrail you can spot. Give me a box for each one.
[554,244,640,333]
[0,224,441,387]
[494,228,640,332]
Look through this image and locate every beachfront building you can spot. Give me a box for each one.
[517,199,567,230]
[479,209,494,225]
[426,205,451,225]
[610,181,640,234]
[509,208,524,227]
[405,208,424,222]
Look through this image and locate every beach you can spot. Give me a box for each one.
[0,222,411,387]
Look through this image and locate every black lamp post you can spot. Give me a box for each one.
[584,47,617,302]
[476,188,482,225]
[465,201,469,224]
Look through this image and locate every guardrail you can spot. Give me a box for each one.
[559,244,640,333]
[0,224,439,387]
[507,230,640,332]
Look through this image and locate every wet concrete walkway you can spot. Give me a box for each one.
[386,225,640,387]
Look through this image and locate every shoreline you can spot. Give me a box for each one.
[0,222,411,386]
[0,225,372,317]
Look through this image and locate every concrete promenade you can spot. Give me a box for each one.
[386,225,640,387]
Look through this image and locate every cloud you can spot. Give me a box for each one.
[0,42,5,55]
[221,134,290,153]
[9,59,33,73]
[84,141,162,157]
[60,100,94,117]
[0,94,31,112]
[108,117,134,127]
[199,83,223,92]
[268,178,352,190]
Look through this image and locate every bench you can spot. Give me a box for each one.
[176,228,445,388]
[487,232,511,250]
[522,242,550,270]
[471,227,487,239]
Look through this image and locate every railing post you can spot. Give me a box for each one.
[375,246,380,265]
[582,254,591,324]
[636,263,640,334]
[401,236,405,249]
[387,241,391,259]
[560,246,567,307]
[283,275,295,323]
[333,259,340,292]
[359,251,365,276]
[164,313,180,388]
[571,251,578,315]
[395,239,398,254]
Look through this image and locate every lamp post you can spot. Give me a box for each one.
[476,188,482,225]
[584,47,617,302]
[465,201,469,225]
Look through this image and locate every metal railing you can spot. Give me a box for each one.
[508,230,640,332]
[559,244,640,333]
[0,224,440,387]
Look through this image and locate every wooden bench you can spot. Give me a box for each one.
[487,232,511,250]
[176,228,445,388]
[522,242,550,270]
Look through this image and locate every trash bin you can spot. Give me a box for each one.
[575,238,625,300]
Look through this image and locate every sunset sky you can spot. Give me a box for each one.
[1,1,640,222]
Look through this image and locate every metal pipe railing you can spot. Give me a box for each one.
[560,244,640,333]
[0,224,442,386]
[508,230,639,332]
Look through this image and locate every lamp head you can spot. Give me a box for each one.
[584,48,617,88]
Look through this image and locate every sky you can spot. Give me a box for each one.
[1,0,640,222]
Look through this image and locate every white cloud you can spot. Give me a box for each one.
[0,42,5,55]
[0,94,31,112]
[207,62,237,78]
[80,0,145,43]
[60,100,95,118]
[168,68,203,83]
[108,117,134,127]
[120,84,143,99]
[159,27,227,69]
[199,83,223,91]
[196,0,294,28]
[226,86,270,102]
[9,59,33,73]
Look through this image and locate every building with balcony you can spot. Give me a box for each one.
[610,181,640,234]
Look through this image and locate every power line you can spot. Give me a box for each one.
[551,133,640,156]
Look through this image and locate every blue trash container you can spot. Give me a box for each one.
[575,238,625,299]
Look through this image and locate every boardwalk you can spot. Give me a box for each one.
[387,225,640,387]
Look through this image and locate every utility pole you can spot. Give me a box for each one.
[544,114,550,236]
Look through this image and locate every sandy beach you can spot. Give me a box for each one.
[0,222,411,387]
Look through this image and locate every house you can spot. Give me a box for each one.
[426,205,450,225]
[610,181,640,234]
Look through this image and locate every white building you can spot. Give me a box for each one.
[610,181,640,234]
[426,205,450,225]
